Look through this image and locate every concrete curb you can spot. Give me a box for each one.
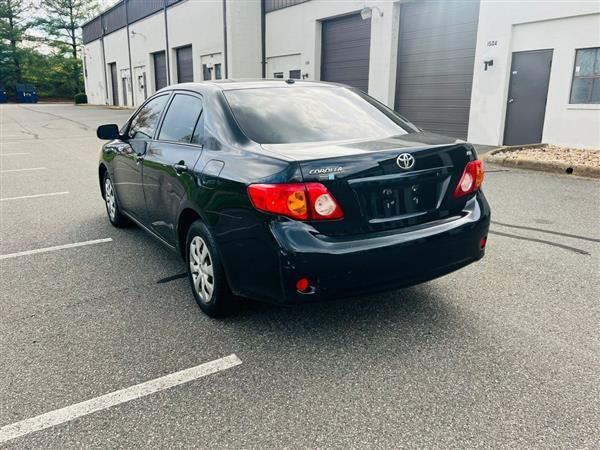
[481,144,600,179]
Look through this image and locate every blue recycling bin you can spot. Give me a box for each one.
[16,84,38,103]
[0,86,7,103]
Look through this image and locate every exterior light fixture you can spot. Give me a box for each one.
[360,6,383,20]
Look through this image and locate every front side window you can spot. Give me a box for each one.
[570,48,600,104]
[128,94,169,140]
[158,93,203,144]
[224,86,418,144]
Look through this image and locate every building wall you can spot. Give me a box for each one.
[265,0,399,107]
[468,0,600,148]
[82,39,106,105]
[103,28,131,106]
[226,0,262,79]
[167,0,224,84]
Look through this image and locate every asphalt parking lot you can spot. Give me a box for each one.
[1,103,599,448]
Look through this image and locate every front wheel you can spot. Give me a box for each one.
[103,172,128,227]
[186,220,238,317]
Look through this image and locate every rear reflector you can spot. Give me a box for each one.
[296,277,310,293]
[454,160,484,198]
[248,183,343,220]
[480,236,487,249]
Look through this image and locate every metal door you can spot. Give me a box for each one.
[153,51,167,91]
[176,46,194,83]
[320,14,371,92]
[503,49,553,145]
[109,62,118,105]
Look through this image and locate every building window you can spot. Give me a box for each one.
[273,72,283,79]
[289,69,301,79]
[215,63,222,80]
[570,47,600,104]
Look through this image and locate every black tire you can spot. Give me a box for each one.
[185,220,238,317]
[102,172,129,228]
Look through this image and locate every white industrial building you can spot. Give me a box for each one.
[82,0,600,149]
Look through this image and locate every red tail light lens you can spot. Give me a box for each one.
[248,183,344,220]
[454,160,484,198]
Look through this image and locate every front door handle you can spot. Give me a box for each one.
[508,98,514,103]
[173,163,188,173]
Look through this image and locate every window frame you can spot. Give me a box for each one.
[569,47,600,105]
[156,91,205,147]
[125,93,171,141]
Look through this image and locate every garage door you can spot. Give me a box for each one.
[321,13,371,93]
[394,1,480,139]
[176,45,193,83]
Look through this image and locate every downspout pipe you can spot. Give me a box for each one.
[125,0,135,106]
[164,0,171,84]
[222,0,228,79]
[261,0,266,78]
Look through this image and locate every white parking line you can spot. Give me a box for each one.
[0,191,69,202]
[0,167,46,174]
[0,152,31,156]
[0,238,113,260]
[0,354,242,444]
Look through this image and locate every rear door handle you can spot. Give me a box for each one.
[173,163,188,173]
[508,98,514,103]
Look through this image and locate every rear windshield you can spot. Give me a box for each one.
[223,86,418,144]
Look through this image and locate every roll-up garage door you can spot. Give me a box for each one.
[321,13,371,93]
[153,51,167,91]
[394,1,480,139]
[176,45,193,83]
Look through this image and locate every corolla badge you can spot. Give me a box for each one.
[396,153,415,170]
[308,166,343,176]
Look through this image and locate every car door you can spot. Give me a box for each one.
[112,93,170,222]
[142,92,205,244]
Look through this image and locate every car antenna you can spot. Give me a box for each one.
[285,78,295,84]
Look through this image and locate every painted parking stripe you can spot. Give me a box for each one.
[0,238,113,260]
[0,354,242,444]
[0,152,31,156]
[0,191,69,202]
[0,167,46,174]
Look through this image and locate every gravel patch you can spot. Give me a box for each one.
[484,144,600,178]
[492,144,600,168]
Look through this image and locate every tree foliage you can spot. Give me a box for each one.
[0,0,99,98]
[0,0,32,89]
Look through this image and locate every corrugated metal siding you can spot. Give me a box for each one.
[127,0,163,24]
[320,14,371,93]
[176,46,194,83]
[166,0,183,6]
[264,0,310,13]
[102,2,127,35]
[82,17,103,44]
[394,1,480,139]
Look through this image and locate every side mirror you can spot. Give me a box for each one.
[97,124,120,140]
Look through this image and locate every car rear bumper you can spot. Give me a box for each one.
[267,192,490,303]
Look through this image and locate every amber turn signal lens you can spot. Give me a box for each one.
[287,191,307,217]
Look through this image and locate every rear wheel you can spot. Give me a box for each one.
[186,220,238,317]
[103,173,128,227]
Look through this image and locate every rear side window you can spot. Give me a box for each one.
[223,86,417,144]
[158,94,203,144]
[128,94,169,140]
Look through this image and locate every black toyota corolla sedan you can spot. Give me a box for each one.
[97,80,490,316]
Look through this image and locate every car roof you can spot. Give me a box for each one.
[162,79,346,94]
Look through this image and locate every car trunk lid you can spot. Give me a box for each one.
[262,134,476,236]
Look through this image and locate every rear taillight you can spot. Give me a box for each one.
[247,183,344,220]
[453,160,484,198]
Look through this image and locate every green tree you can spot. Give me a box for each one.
[0,0,32,91]
[35,0,99,94]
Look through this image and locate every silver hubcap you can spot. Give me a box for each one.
[189,236,215,303]
[104,178,116,220]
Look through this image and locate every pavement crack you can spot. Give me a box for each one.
[489,230,591,255]
[17,105,90,131]
[491,220,600,243]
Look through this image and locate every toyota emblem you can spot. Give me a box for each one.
[396,153,415,170]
